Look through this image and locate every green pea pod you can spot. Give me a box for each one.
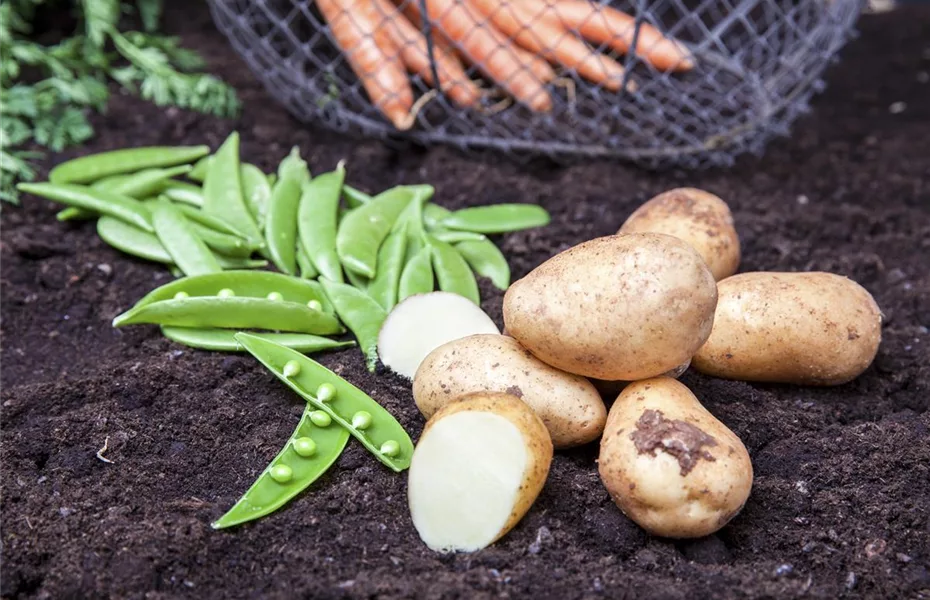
[319,279,387,372]
[398,247,434,301]
[215,256,269,270]
[212,403,351,529]
[296,240,320,280]
[97,216,173,264]
[57,166,193,221]
[344,268,369,292]
[161,327,354,353]
[151,200,222,276]
[430,238,480,304]
[202,133,262,244]
[58,177,129,221]
[176,203,252,239]
[455,239,511,290]
[187,155,213,182]
[189,223,256,258]
[18,183,153,232]
[241,163,273,230]
[367,224,408,311]
[266,148,310,275]
[113,297,344,334]
[267,173,277,187]
[49,145,209,184]
[336,185,433,278]
[298,166,345,283]
[342,184,372,208]
[236,333,413,471]
[432,230,487,243]
[132,271,332,312]
[440,204,550,234]
[161,181,205,207]
[422,203,451,230]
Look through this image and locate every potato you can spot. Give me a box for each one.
[413,334,606,448]
[598,377,752,538]
[408,392,553,552]
[503,233,717,381]
[619,188,740,281]
[693,272,882,385]
[590,358,691,399]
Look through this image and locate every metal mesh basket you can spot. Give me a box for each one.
[208,0,863,168]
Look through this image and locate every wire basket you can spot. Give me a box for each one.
[208,0,863,168]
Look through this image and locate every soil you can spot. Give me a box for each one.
[2,3,929,599]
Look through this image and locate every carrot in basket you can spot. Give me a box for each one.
[372,0,482,107]
[316,0,415,129]
[469,0,631,91]
[519,0,695,72]
[417,0,554,111]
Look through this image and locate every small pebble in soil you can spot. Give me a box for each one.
[774,564,793,577]
[796,195,809,205]
[846,572,857,590]
[889,101,907,114]
[528,526,553,555]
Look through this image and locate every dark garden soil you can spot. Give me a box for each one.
[2,3,929,598]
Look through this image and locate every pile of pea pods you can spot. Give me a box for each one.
[17,132,551,527]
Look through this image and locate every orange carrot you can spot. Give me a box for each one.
[372,0,482,107]
[316,0,415,128]
[416,0,554,111]
[469,0,630,91]
[519,0,694,72]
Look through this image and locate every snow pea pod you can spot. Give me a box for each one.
[48,145,209,184]
[241,163,273,230]
[161,327,354,353]
[440,204,550,234]
[296,240,320,280]
[298,166,345,283]
[455,239,511,290]
[336,185,433,278]
[131,271,332,312]
[398,247,434,301]
[152,200,222,276]
[422,203,451,230]
[342,184,372,208]
[367,224,407,311]
[319,279,387,372]
[266,148,310,275]
[187,155,213,182]
[113,297,344,334]
[176,203,251,239]
[189,223,256,258]
[57,166,191,220]
[432,230,487,243]
[430,237,480,304]
[18,183,153,232]
[212,403,350,529]
[344,268,369,292]
[162,181,204,207]
[202,133,262,244]
[236,333,413,471]
[97,217,266,270]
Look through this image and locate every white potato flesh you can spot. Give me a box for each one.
[408,411,527,552]
[378,292,499,379]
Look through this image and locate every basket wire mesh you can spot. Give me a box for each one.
[208,0,864,167]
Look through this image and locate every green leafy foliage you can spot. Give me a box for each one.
[0,0,240,203]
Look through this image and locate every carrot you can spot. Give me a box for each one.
[469,0,630,91]
[372,0,482,107]
[316,0,415,128]
[518,0,694,72]
[416,0,554,111]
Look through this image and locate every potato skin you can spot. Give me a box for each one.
[503,233,717,381]
[619,188,740,281]
[413,334,606,448]
[425,392,553,544]
[692,272,882,385]
[598,377,752,538]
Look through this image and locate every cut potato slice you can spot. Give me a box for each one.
[408,392,553,553]
[377,291,499,378]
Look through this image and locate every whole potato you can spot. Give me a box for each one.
[619,188,740,281]
[598,377,752,538]
[414,334,607,448]
[503,233,717,381]
[693,272,882,385]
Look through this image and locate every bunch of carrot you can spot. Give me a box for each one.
[315,0,695,128]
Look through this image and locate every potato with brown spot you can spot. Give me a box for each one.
[619,188,740,281]
[414,334,607,448]
[503,233,717,381]
[598,377,753,538]
[693,272,882,385]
